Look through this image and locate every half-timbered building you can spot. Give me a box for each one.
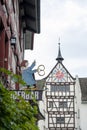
[45,43,76,130]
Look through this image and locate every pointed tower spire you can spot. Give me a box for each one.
[56,39,64,63]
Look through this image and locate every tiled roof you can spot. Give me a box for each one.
[79,78,87,101]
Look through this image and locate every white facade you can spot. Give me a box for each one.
[75,76,87,130]
[38,91,46,130]
[38,42,87,130]
[38,74,87,130]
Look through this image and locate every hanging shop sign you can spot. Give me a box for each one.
[11,90,43,101]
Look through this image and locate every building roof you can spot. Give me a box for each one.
[56,43,64,63]
[19,0,40,50]
[79,78,87,102]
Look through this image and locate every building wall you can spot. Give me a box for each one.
[40,74,86,130]
[0,0,24,89]
[75,76,87,130]
[75,76,81,130]
[80,104,87,130]
[38,91,46,130]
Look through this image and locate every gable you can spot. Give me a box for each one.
[46,62,75,83]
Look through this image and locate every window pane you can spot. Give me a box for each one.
[59,101,67,108]
[56,117,65,124]
[49,101,53,108]
[51,85,70,92]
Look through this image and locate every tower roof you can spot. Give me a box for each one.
[56,42,64,63]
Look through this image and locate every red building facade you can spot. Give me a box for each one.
[0,0,40,89]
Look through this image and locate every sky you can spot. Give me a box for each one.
[25,0,87,80]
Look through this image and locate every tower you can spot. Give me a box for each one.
[45,43,76,130]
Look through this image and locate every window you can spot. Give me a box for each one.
[49,101,53,108]
[51,85,70,92]
[56,117,65,124]
[59,101,67,108]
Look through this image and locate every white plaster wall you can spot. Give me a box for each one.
[38,120,45,130]
[75,75,82,130]
[75,76,87,130]
[38,88,49,130]
[80,104,87,130]
[38,91,46,130]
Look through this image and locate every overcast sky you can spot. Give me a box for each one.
[25,0,87,79]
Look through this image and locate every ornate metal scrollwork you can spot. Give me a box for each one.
[37,65,45,76]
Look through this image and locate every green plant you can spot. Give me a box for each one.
[0,68,39,130]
